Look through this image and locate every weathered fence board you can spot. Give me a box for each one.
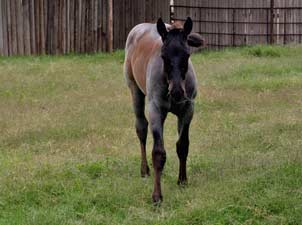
[1,0,8,55]
[0,0,3,55]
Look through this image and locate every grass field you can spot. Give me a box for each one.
[0,45,301,225]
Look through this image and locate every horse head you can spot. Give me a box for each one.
[157,17,204,102]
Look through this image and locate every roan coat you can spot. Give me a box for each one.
[124,17,204,203]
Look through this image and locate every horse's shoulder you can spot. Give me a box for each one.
[126,23,156,50]
[125,23,164,94]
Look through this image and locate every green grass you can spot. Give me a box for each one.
[0,45,302,225]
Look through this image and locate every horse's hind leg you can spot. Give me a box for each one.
[130,83,150,177]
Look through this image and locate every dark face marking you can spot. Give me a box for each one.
[161,30,190,81]
[157,17,193,102]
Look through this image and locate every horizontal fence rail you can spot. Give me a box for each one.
[172,5,302,10]
[172,0,302,49]
[172,18,302,25]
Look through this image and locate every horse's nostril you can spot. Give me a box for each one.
[171,89,184,102]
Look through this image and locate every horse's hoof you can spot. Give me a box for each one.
[141,165,150,177]
[152,193,163,205]
[177,179,188,186]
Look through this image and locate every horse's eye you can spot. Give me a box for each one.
[165,63,172,74]
[180,63,188,72]
[162,57,172,73]
[180,64,188,79]
[162,56,168,64]
[180,69,186,79]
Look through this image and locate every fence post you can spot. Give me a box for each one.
[284,10,287,44]
[270,0,275,44]
[107,0,113,52]
[232,8,236,47]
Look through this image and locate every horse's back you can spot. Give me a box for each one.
[124,23,162,94]
[125,23,157,51]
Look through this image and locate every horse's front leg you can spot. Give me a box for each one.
[130,84,150,177]
[177,104,194,185]
[149,103,167,203]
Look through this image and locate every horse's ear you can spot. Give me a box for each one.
[183,17,193,36]
[187,33,205,48]
[157,18,167,41]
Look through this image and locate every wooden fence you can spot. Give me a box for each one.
[172,0,302,49]
[0,0,170,56]
[4,0,301,55]
[113,0,170,49]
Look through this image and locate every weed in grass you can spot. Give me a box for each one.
[246,45,283,57]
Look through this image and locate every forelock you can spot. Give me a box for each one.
[168,21,184,30]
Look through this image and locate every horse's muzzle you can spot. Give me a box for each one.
[171,89,184,102]
[168,86,186,102]
[168,82,186,102]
